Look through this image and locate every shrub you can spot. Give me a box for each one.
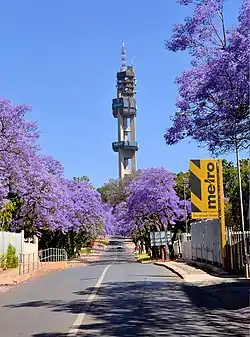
[0,254,7,269]
[6,244,19,268]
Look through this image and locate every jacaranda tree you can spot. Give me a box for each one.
[164,0,250,154]
[126,168,186,229]
[0,99,105,256]
[110,201,131,237]
[110,168,188,259]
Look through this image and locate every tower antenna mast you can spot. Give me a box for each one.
[112,42,138,179]
[121,41,126,72]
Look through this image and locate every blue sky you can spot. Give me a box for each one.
[0,0,246,187]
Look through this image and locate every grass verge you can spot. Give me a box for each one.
[135,253,152,263]
[80,247,92,254]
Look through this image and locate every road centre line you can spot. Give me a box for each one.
[67,249,117,336]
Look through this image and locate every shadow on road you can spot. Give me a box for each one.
[32,335,67,337]
[183,280,250,310]
[5,279,249,337]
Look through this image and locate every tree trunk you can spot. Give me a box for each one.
[156,246,161,259]
[163,246,167,261]
[151,246,157,259]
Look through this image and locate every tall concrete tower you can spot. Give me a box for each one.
[112,42,138,179]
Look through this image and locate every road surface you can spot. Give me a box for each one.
[0,242,248,336]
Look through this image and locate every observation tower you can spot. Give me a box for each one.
[112,42,138,179]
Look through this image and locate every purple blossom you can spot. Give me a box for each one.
[164,0,250,154]
[0,99,105,236]
[110,168,187,236]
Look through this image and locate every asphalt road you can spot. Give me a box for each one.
[0,243,249,337]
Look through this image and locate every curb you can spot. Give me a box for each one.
[14,262,68,283]
[154,262,185,279]
[185,260,228,276]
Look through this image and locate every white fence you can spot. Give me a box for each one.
[173,219,222,266]
[191,219,221,265]
[173,220,250,272]
[23,236,39,255]
[0,230,38,256]
[182,241,192,260]
[173,233,192,259]
[19,248,67,276]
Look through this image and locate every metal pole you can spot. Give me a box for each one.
[218,160,226,269]
[28,254,30,274]
[19,254,21,276]
[235,142,249,278]
[184,178,188,235]
[248,158,250,230]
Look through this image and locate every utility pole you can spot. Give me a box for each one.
[235,141,249,278]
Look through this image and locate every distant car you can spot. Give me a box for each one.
[116,244,123,250]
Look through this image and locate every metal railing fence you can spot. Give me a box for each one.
[175,229,250,274]
[226,229,250,273]
[19,248,67,276]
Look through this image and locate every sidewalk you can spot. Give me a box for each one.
[0,267,19,285]
[154,260,247,285]
[0,261,68,286]
[155,260,250,313]
[0,245,108,293]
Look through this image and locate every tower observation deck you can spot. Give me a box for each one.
[112,42,138,179]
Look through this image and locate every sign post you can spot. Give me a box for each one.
[190,159,226,269]
[150,231,169,247]
[190,159,219,219]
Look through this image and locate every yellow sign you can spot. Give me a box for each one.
[190,159,219,219]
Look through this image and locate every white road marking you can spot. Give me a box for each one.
[67,250,117,336]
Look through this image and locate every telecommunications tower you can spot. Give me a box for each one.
[112,42,138,179]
